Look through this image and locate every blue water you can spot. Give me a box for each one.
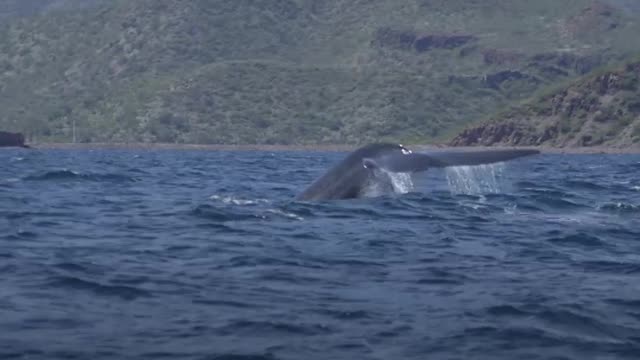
[1,148,639,360]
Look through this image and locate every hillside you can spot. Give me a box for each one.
[0,0,62,18]
[0,0,101,19]
[449,59,640,148]
[1,0,639,145]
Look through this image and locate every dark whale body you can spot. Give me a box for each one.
[295,143,539,201]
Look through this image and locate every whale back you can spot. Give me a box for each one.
[295,143,406,201]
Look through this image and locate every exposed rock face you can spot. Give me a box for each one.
[372,28,416,50]
[372,28,476,52]
[450,121,554,146]
[449,61,640,148]
[0,0,103,19]
[564,1,620,36]
[0,131,28,147]
[447,70,539,90]
[414,34,476,52]
[529,52,605,76]
[482,49,524,66]
[484,70,538,89]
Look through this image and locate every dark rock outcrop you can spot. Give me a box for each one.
[0,131,28,147]
[372,28,476,52]
[450,122,531,146]
[447,70,539,91]
[449,120,563,147]
[529,52,605,76]
[483,70,537,89]
[564,1,620,36]
[372,28,416,51]
[414,34,476,52]
[482,49,524,65]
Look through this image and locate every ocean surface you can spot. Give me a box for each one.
[1,147,639,360]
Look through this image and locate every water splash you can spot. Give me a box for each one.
[389,172,414,194]
[362,169,414,198]
[445,163,506,195]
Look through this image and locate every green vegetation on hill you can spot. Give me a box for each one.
[0,0,639,145]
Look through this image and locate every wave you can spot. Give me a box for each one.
[215,320,332,337]
[24,170,136,183]
[192,204,270,222]
[597,202,640,214]
[547,233,605,247]
[3,230,38,241]
[192,204,303,223]
[209,194,271,206]
[311,308,374,320]
[137,351,280,360]
[524,194,588,210]
[192,298,258,309]
[563,180,608,191]
[414,263,472,281]
[194,194,305,222]
[575,260,640,274]
[46,275,151,300]
[190,354,280,360]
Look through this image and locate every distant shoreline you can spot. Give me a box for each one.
[9,142,640,154]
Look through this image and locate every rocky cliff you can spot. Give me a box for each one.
[450,60,640,148]
[0,131,28,147]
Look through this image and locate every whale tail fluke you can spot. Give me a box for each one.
[295,143,540,201]
[364,148,540,173]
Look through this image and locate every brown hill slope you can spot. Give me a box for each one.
[450,60,640,148]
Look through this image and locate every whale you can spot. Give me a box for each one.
[295,143,539,201]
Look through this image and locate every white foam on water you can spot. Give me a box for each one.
[360,176,387,198]
[445,163,506,195]
[208,195,302,221]
[504,203,518,214]
[209,194,270,206]
[265,209,304,221]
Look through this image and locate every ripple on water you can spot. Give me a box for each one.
[412,267,471,285]
[2,149,640,360]
[547,233,605,248]
[574,260,640,274]
[526,194,588,211]
[191,298,259,309]
[23,170,136,183]
[597,202,640,214]
[199,354,280,360]
[46,276,152,300]
[192,204,268,222]
[563,180,608,191]
[215,320,333,337]
[193,199,303,223]
[4,230,39,241]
